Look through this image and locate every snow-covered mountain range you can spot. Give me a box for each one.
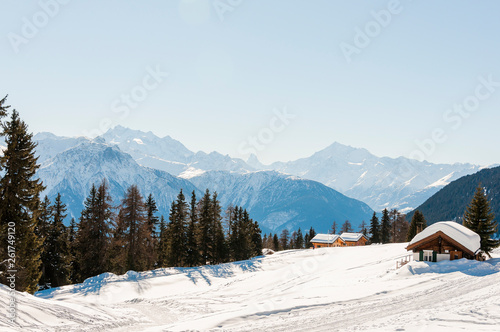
[31,126,487,232]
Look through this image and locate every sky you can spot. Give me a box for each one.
[1,0,500,166]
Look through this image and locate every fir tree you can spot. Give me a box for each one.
[272,233,280,251]
[279,229,290,250]
[295,228,304,249]
[210,192,227,264]
[166,189,188,267]
[67,218,78,283]
[406,210,426,242]
[43,193,70,287]
[120,185,153,271]
[37,196,53,287]
[0,109,44,293]
[380,208,391,244]
[75,181,113,282]
[369,212,380,243]
[156,215,168,268]
[144,194,159,270]
[305,227,316,248]
[197,189,213,264]
[250,220,263,257]
[463,185,500,257]
[185,191,200,267]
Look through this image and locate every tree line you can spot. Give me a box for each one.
[0,98,262,293]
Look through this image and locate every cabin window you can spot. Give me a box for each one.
[454,254,458,260]
[445,250,449,253]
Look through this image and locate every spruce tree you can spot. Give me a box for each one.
[166,189,188,267]
[306,227,316,248]
[67,218,78,283]
[37,196,53,287]
[279,229,290,250]
[369,212,380,243]
[75,181,113,281]
[185,191,200,267]
[406,210,426,242]
[43,193,70,287]
[331,221,337,234]
[272,233,280,251]
[380,208,391,244]
[463,185,500,257]
[295,228,304,249]
[197,189,213,264]
[156,215,168,268]
[120,185,152,271]
[359,220,368,236]
[0,109,44,293]
[144,194,159,270]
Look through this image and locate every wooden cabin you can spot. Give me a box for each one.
[310,234,345,249]
[406,221,481,262]
[340,233,369,246]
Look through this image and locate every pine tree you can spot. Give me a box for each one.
[390,210,409,243]
[37,196,53,287]
[185,191,200,267]
[341,220,353,233]
[331,221,337,234]
[120,185,153,271]
[295,228,304,249]
[210,192,227,264]
[197,189,212,265]
[463,185,500,257]
[250,220,263,257]
[279,229,290,250]
[0,109,44,293]
[166,189,188,267]
[156,215,168,268]
[406,210,427,241]
[67,218,78,283]
[369,212,380,243]
[305,227,316,248]
[43,193,70,287]
[75,181,113,282]
[380,208,391,244]
[272,233,280,251]
[144,194,159,270]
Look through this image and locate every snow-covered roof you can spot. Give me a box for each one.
[311,234,343,244]
[408,221,481,254]
[340,233,366,242]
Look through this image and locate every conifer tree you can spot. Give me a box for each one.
[406,210,427,242]
[279,229,290,250]
[166,189,188,267]
[42,193,70,287]
[120,185,153,271]
[0,109,44,293]
[295,228,304,249]
[156,215,168,267]
[185,191,200,267]
[380,208,391,244]
[210,192,227,264]
[359,220,368,236]
[37,196,53,287]
[144,194,159,270]
[305,227,316,248]
[273,233,280,251]
[67,218,78,283]
[197,189,212,264]
[75,181,113,281]
[250,220,263,257]
[463,185,500,257]
[369,212,380,243]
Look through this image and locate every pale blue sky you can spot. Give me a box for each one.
[1,0,500,165]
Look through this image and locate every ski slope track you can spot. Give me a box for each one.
[1,245,499,331]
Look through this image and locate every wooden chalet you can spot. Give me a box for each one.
[310,234,345,249]
[406,221,481,262]
[340,233,368,246]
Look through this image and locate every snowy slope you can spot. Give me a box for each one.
[2,245,499,331]
[181,170,374,233]
[261,142,484,212]
[36,138,199,222]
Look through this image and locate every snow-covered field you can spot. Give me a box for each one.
[1,244,500,331]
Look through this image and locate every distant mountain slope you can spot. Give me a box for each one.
[407,166,500,235]
[101,126,254,175]
[181,170,374,233]
[37,138,199,222]
[259,142,483,212]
